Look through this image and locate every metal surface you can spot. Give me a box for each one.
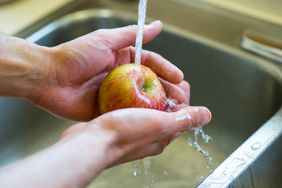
[241,32,282,64]
[1,0,282,187]
[0,0,17,4]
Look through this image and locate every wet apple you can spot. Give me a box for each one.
[98,64,167,114]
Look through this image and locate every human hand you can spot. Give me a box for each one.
[0,105,210,188]
[31,20,189,121]
[61,106,211,167]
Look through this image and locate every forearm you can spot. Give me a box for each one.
[0,127,116,188]
[0,34,51,100]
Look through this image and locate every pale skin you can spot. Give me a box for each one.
[0,21,212,188]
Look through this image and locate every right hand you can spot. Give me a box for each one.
[61,106,211,167]
[31,20,186,121]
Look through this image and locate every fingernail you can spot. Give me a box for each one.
[148,20,162,27]
[199,108,212,126]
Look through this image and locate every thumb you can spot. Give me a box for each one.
[95,20,162,50]
[169,106,212,133]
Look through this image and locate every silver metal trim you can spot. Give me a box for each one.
[241,32,282,64]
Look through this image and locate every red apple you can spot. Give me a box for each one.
[98,64,168,114]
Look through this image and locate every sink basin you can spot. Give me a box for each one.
[1,1,282,187]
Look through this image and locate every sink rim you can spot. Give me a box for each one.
[25,8,282,188]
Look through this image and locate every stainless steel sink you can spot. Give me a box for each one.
[1,0,282,187]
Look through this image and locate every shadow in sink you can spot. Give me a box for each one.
[1,9,282,188]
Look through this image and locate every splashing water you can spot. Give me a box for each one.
[187,128,213,170]
[167,98,214,170]
[135,0,148,66]
[133,99,213,187]
[132,0,213,185]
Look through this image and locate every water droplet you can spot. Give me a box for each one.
[251,142,261,150]
[187,137,193,147]
[143,158,155,188]
[133,160,142,177]
[166,98,177,110]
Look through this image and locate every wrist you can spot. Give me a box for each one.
[59,124,119,172]
[0,124,120,188]
[0,35,52,100]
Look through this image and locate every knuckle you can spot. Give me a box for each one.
[187,108,202,130]
[176,109,193,131]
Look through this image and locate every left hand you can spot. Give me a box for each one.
[32,21,188,121]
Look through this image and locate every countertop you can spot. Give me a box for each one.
[201,0,282,26]
[0,0,73,35]
[1,0,281,36]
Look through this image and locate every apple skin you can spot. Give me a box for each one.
[98,64,168,114]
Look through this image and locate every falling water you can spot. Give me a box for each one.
[167,98,214,171]
[187,128,213,169]
[133,158,154,188]
[132,0,213,186]
[133,0,154,186]
[143,157,154,188]
[134,0,148,66]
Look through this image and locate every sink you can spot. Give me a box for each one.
[1,0,282,187]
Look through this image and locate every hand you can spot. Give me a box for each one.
[61,106,211,167]
[31,20,188,121]
[0,106,211,188]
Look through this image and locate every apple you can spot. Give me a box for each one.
[98,64,168,114]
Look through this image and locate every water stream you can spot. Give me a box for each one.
[133,0,213,187]
[133,1,153,186]
[134,0,148,66]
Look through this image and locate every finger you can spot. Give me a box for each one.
[95,20,162,50]
[179,81,190,105]
[160,79,189,104]
[129,47,184,83]
[170,103,187,112]
[168,106,212,133]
